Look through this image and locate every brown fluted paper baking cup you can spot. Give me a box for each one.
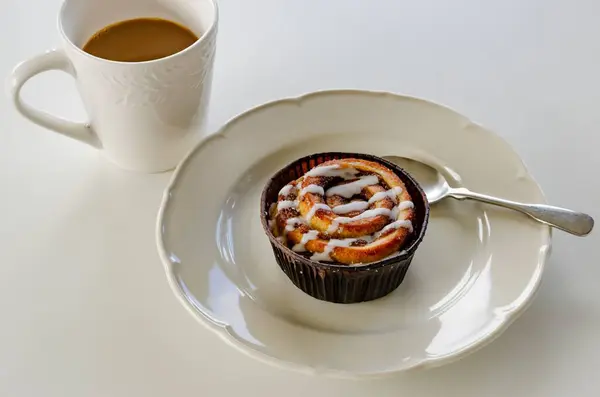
[260,152,430,304]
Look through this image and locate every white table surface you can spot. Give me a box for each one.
[2,0,599,395]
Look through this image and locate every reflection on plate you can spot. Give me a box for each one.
[156,90,551,378]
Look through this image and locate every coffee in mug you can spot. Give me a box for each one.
[83,18,199,62]
[8,0,218,173]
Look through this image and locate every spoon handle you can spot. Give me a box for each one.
[449,188,594,236]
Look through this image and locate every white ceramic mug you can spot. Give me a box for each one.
[7,0,218,173]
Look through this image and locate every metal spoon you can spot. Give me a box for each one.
[383,155,594,236]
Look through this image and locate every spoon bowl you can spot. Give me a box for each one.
[381,156,449,204]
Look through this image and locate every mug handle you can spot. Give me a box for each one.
[8,49,101,148]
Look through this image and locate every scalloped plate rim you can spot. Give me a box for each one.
[155,89,552,378]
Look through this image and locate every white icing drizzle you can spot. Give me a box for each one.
[335,207,392,224]
[305,165,359,179]
[292,230,320,252]
[305,164,339,176]
[326,175,379,198]
[327,221,340,234]
[277,200,299,212]
[391,200,415,219]
[398,200,415,211]
[285,217,307,232]
[299,184,325,198]
[368,186,403,204]
[327,207,392,234]
[375,220,414,238]
[391,206,399,220]
[279,184,295,196]
[311,238,359,262]
[332,201,369,214]
[326,207,392,234]
[305,203,331,222]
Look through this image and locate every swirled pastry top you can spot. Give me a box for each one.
[268,158,416,265]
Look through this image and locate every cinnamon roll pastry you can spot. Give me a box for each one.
[268,158,416,265]
[261,152,430,303]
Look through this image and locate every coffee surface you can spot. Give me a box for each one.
[82,17,199,62]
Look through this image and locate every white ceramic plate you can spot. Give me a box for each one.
[156,90,551,378]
